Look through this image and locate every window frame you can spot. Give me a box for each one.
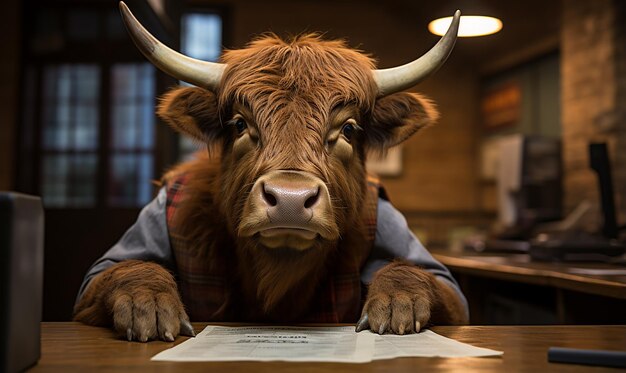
[16,1,172,209]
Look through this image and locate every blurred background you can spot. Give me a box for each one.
[1,0,625,324]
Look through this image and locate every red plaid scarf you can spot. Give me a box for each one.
[165,174,380,323]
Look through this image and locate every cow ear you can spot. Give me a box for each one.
[365,92,439,151]
[157,86,222,143]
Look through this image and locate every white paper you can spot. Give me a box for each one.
[151,326,503,363]
[372,330,503,360]
[152,325,375,363]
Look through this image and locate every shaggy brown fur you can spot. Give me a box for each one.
[74,260,192,342]
[363,261,467,334]
[74,34,466,341]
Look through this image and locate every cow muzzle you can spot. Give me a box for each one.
[238,170,338,249]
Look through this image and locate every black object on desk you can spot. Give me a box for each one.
[529,231,625,262]
[0,193,44,373]
[529,143,626,262]
[548,347,626,368]
[590,143,619,239]
[464,237,530,254]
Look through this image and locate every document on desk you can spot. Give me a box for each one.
[152,325,375,363]
[372,330,503,360]
[152,326,503,363]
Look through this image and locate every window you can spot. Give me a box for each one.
[178,11,223,160]
[109,63,155,206]
[181,13,222,62]
[22,5,157,208]
[41,65,100,207]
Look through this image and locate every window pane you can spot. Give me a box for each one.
[109,154,136,205]
[110,63,155,207]
[109,154,153,207]
[179,12,222,160]
[70,155,98,206]
[41,64,100,208]
[112,64,138,100]
[139,63,155,99]
[181,13,222,61]
[137,154,153,205]
[42,154,97,208]
[42,155,69,207]
[76,67,100,101]
[112,104,136,149]
[111,63,155,150]
[74,105,98,150]
[138,64,155,149]
[42,64,100,151]
[140,101,154,149]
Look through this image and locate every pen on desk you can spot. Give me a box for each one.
[548,347,626,368]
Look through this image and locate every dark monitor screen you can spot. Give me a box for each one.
[497,135,562,229]
[520,137,563,223]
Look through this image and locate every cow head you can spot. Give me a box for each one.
[120,3,458,255]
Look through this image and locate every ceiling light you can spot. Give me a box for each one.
[429,15,502,37]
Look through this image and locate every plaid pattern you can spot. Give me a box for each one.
[165,174,381,322]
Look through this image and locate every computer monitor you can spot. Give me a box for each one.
[589,143,619,239]
[496,134,562,235]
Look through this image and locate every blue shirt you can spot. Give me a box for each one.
[77,187,469,319]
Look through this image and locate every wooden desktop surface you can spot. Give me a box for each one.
[31,322,625,372]
[431,250,626,299]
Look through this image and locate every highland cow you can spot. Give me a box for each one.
[74,2,468,342]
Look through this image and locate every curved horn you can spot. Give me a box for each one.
[373,10,461,97]
[119,1,225,91]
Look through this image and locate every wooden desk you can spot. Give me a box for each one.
[30,323,625,372]
[431,250,626,324]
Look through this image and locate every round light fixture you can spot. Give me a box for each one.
[429,15,502,37]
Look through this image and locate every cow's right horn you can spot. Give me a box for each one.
[373,10,460,97]
[119,1,225,91]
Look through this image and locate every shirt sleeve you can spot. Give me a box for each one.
[75,187,173,303]
[361,198,469,319]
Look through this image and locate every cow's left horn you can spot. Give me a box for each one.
[373,10,460,97]
[119,1,225,91]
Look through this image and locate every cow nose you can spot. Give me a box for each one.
[262,180,320,222]
[240,170,337,240]
[249,170,330,228]
[262,182,320,209]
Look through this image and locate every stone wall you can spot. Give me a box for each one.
[561,0,626,230]
[561,0,626,229]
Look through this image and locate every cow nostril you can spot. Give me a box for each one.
[262,184,278,207]
[304,188,320,209]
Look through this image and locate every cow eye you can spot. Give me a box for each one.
[341,122,355,141]
[234,118,247,134]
